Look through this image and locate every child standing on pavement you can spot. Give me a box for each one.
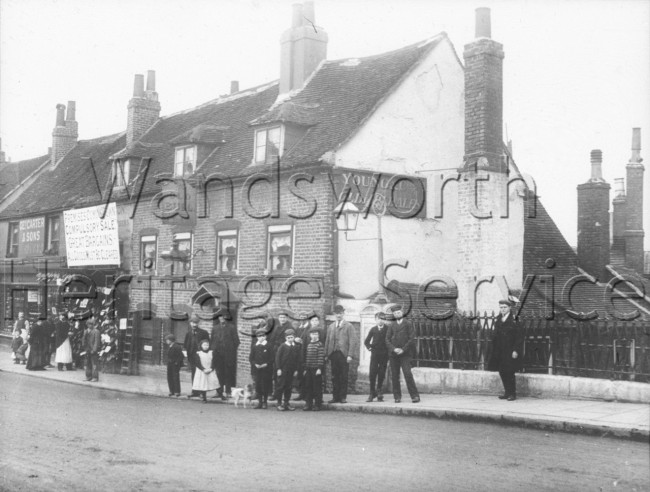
[274,329,302,411]
[192,339,219,403]
[302,327,325,411]
[165,334,184,397]
[250,327,274,409]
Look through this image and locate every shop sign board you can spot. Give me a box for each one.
[18,217,45,257]
[63,203,120,267]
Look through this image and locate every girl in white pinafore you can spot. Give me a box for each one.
[192,340,219,402]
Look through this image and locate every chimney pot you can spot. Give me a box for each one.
[630,127,642,163]
[292,3,303,28]
[590,149,603,181]
[303,1,316,25]
[133,74,145,97]
[66,101,76,121]
[475,7,491,38]
[55,104,66,127]
[146,70,156,92]
[614,177,625,196]
[230,80,240,94]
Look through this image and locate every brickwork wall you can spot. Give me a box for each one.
[624,164,645,272]
[51,121,78,167]
[127,98,161,147]
[577,181,611,278]
[463,38,504,171]
[129,166,335,383]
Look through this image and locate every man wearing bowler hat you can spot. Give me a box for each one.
[210,308,240,400]
[386,305,420,403]
[488,299,523,401]
[325,305,358,404]
[183,313,209,397]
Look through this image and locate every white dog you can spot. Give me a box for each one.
[232,384,254,408]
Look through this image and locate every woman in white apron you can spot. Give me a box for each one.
[54,312,74,370]
[192,340,219,402]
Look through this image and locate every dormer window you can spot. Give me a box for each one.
[254,126,283,164]
[112,159,130,188]
[174,145,196,177]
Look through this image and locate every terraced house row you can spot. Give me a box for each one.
[1,3,648,383]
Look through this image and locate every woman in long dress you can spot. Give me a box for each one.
[192,340,219,402]
[54,313,74,371]
[26,319,49,370]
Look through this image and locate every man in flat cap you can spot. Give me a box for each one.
[386,305,420,403]
[325,305,358,404]
[488,299,524,401]
[364,311,389,402]
[183,314,209,397]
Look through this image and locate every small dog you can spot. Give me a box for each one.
[232,384,254,408]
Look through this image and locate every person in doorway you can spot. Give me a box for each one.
[488,299,524,401]
[364,311,389,402]
[165,334,184,397]
[192,340,219,403]
[82,319,101,381]
[183,314,209,397]
[386,305,420,403]
[54,311,74,371]
[325,305,358,404]
[210,309,240,400]
[11,312,29,365]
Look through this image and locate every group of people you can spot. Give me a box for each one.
[10,310,120,383]
[164,303,431,409]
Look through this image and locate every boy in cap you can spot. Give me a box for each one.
[364,311,389,402]
[165,334,184,397]
[274,329,302,411]
[82,319,101,382]
[250,327,274,409]
[303,326,325,411]
[488,299,523,401]
[386,305,420,403]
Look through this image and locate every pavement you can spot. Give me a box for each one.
[1,345,648,442]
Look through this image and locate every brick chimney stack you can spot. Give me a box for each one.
[462,7,506,173]
[279,1,328,95]
[0,137,6,165]
[577,149,611,278]
[612,177,627,251]
[624,127,645,272]
[230,80,240,94]
[51,101,79,168]
[127,70,161,146]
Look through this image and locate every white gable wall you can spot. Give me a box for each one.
[334,38,465,299]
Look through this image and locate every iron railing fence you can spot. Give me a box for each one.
[414,313,650,383]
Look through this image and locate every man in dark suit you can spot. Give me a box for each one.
[210,309,240,399]
[385,305,420,403]
[325,305,358,404]
[183,314,209,397]
[165,334,184,397]
[82,319,101,382]
[364,311,389,402]
[488,299,524,401]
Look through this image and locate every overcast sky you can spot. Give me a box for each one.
[1,0,649,249]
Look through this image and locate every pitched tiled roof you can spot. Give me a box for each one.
[521,198,650,318]
[1,33,449,213]
[0,133,124,219]
[0,154,49,201]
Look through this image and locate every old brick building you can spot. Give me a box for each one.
[1,3,647,386]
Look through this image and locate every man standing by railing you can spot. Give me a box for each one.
[386,305,420,404]
[488,299,524,401]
